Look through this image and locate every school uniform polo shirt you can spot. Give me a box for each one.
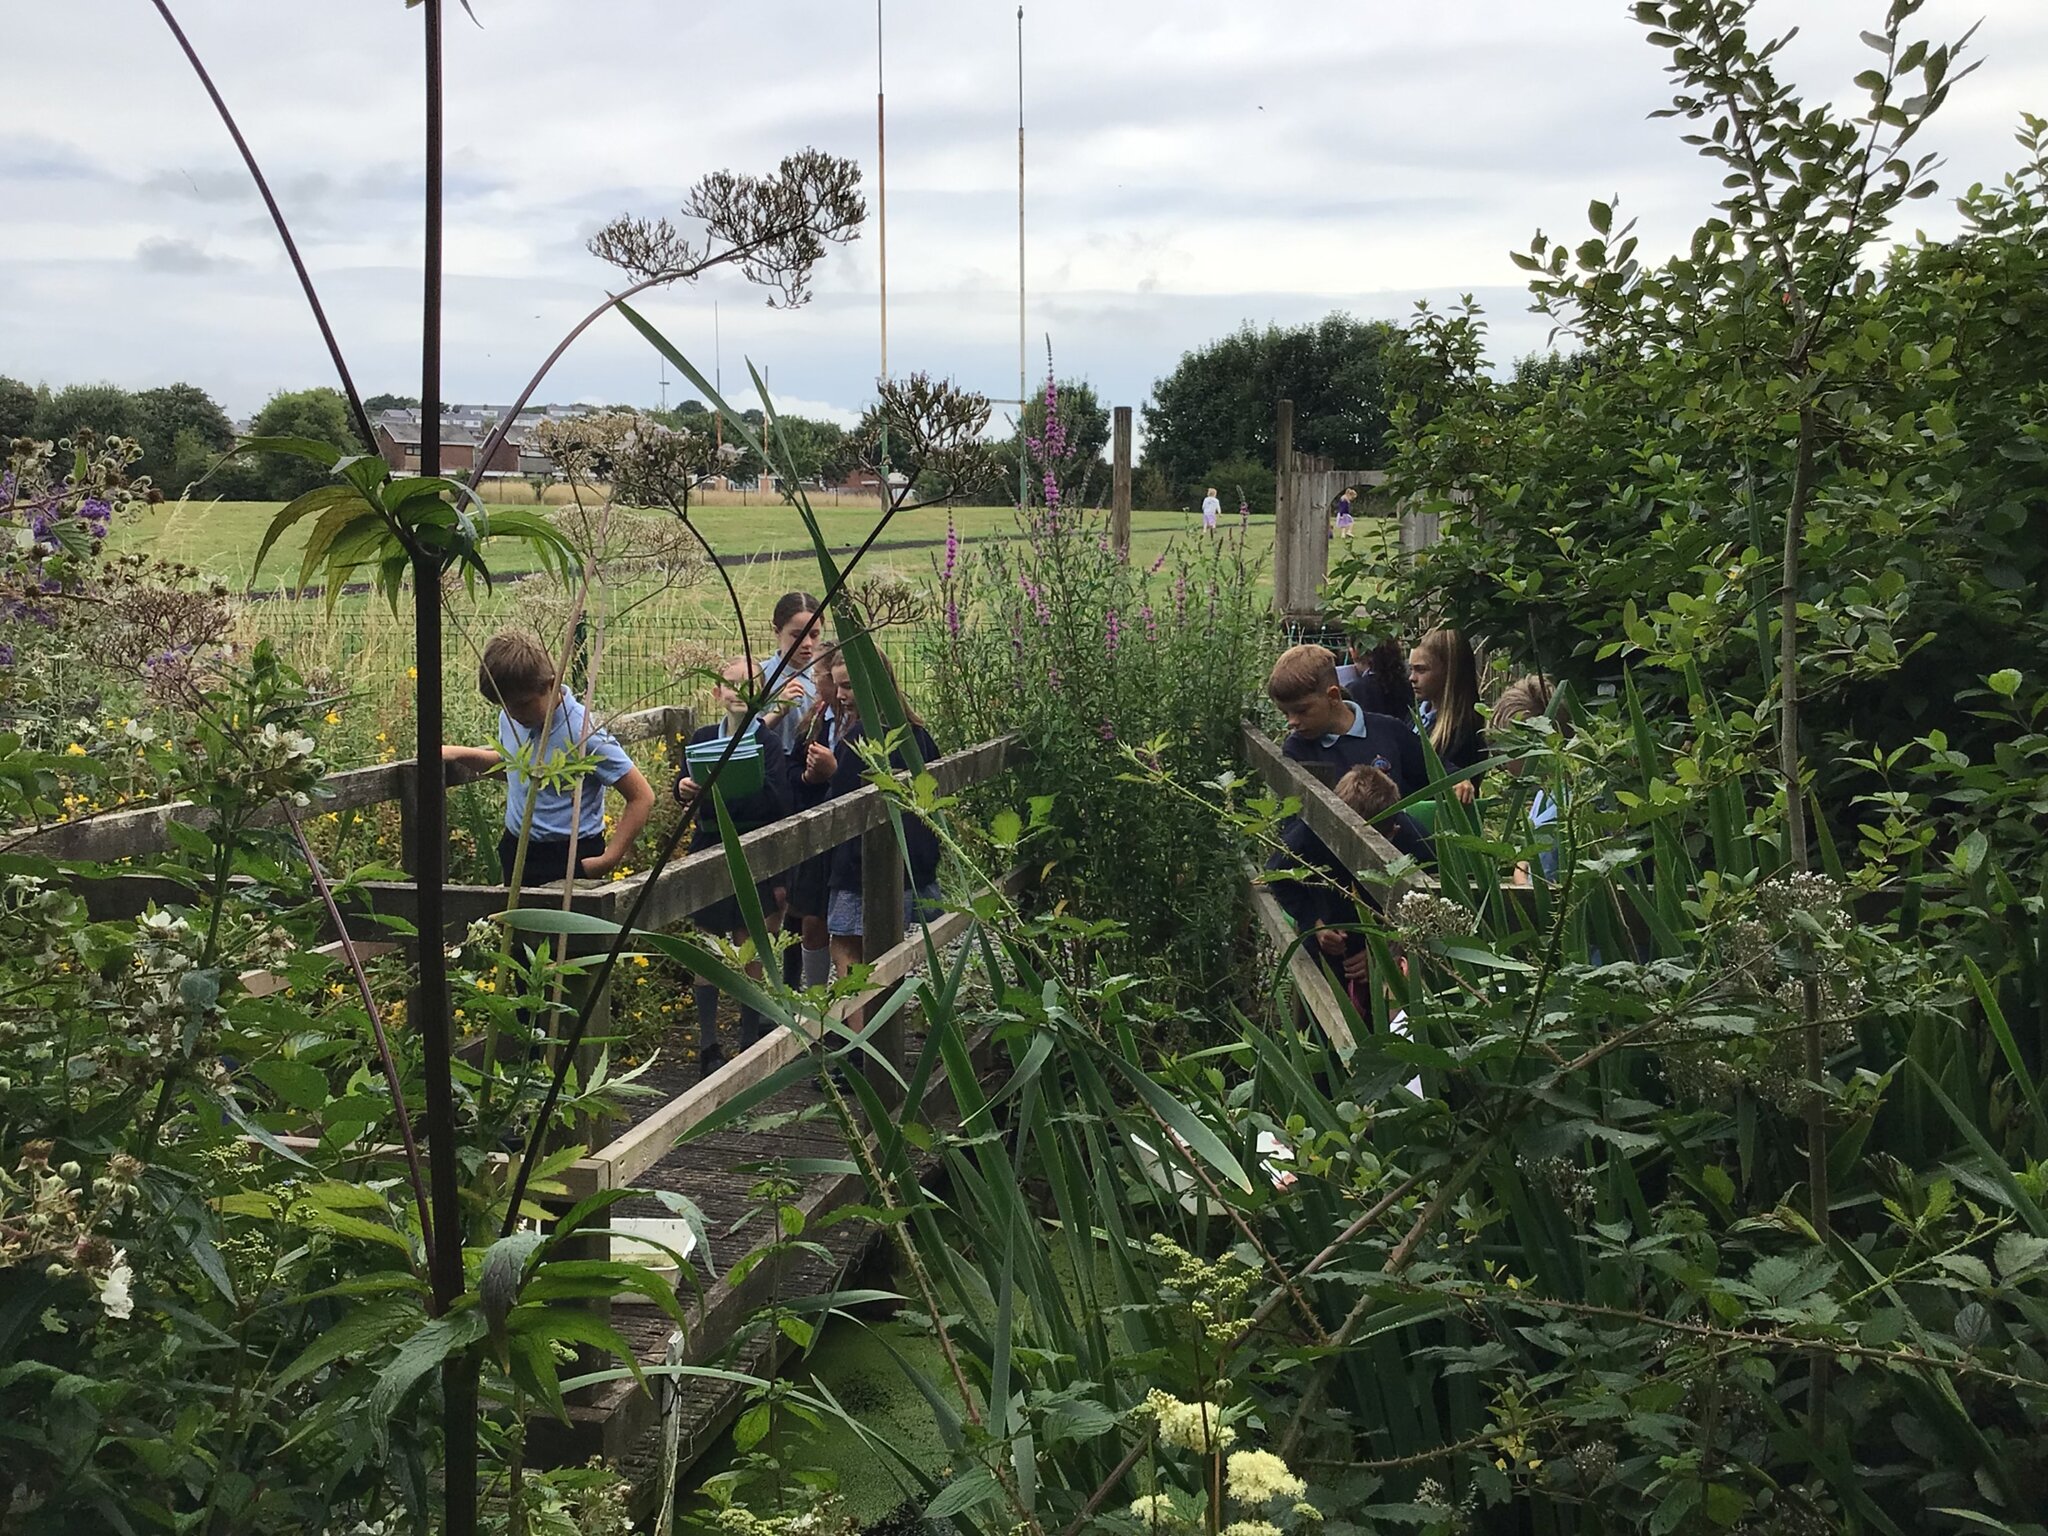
[496,687,635,842]
[1282,700,1428,799]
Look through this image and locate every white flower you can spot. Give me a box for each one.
[1129,1493,1181,1528]
[1225,1450,1306,1505]
[98,1251,134,1320]
[1143,1388,1235,1452]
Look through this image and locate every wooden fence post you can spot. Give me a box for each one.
[396,760,423,879]
[859,819,907,1098]
[1110,405,1132,555]
[1272,399,1294,615]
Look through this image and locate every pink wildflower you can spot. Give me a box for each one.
[1105,607,1120,657]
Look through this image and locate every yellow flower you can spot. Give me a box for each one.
[633,955,649,968]
[65,743,87,756]
[407,666,419,680]
[324,710,342,726]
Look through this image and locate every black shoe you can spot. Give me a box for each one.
[697,1046,727,1082]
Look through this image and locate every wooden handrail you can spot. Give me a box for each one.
[1241,721,1436,900]
[12,704,692,864]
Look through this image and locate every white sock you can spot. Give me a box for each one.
[801,943,832,988]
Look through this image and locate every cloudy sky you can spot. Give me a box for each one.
[7,1,2043,429]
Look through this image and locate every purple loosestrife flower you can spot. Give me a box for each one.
[1104,607,1120,657]
[943,515,958,580]
[945,596,961,639]
[1047,665,1063,693]
[1238,497,1250,529]
[1141,603,1157,641]
[1149,549,1168,574]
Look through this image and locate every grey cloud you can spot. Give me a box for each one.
[135,236,243,274]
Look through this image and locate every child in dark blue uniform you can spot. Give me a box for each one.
[1267,764,1433,1007]
[1269,643,1427,796]
[674,659,834,1076]
[820,648,943,982]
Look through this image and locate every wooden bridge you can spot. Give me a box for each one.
[28,707,1426,1514]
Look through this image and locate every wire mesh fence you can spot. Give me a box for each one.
[235,596,937,762]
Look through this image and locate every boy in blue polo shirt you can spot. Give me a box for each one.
[443,630,655,888]
[1268,643,1426,796]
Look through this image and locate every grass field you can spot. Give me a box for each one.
[124,494,1394,765]
[112,496,1219,591]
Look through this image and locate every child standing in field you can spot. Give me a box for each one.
[1334,487,1356,538]
[672,658,833,1077]
[443,630,654,888]
[821,648,942,982]
[1201,486,1221,533]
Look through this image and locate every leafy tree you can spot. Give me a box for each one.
[763,413,853,490]
[1196,456,1275,517]
[244,387,366,500]
[363,392,420,412]
[992,375,1111,506]
[0,376,36,440]
[131,383,234,493]
[1142,314,1403,501]
[32,382,137,446]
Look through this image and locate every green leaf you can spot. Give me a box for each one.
[733,1401,772,1452]
[245,1057,329,1112]
[275,1296,424,1387]
[926,1464,1001,1519]
[480,1231,545,1337]
[298,1206,415,1256]
[253,484,362,578]
[1105,1055,1254,1192]
[1994,1232,2048,1282]
[368,1310,487,1443]
[1589,199,1614,234]
[1986,668,2022,697]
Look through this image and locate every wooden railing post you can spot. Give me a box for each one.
[1272,397,1295,615]
[1110,404,1133,555]
[859,819,907,1097]
[396,759,423,879]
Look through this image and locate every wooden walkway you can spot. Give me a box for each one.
[30,710,1019,1510]
[30,705,1476,1513]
